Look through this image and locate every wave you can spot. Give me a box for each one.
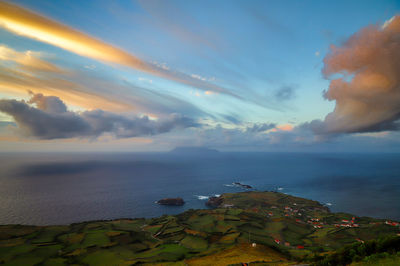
[195,195,209,200]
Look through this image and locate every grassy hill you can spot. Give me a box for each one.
[0,191,399,265]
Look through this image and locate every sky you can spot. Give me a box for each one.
[0,0,400,152]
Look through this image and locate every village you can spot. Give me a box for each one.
[261,200,400,250]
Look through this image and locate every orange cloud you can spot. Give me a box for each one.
[0,46,205,117]
[270,124,293,132]
[277,124,293,131]
[0,1,237,97]
[0,64,132,111]
[320,15,400,134]
[0,45,63,73]
[0,1,151,72]
[205,90,216,95]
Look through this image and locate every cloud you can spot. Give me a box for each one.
[0,121,15,132]
[245,122,276,133]
[0,45,209,117]
[137,0,220,50]
[382,16,396,29]
[220,114,242,125]
[165,122,296,149]
[169,123,313,151]
[0,1,239,98]
[152,118,400,152]
[319,15,400,134]
[0,45,63,73]
[27,92,67,113]
[271,124,294,132]
[0,93,199,139]
[274,85,296,101]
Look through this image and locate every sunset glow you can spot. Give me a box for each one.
[1,2,400,265]
[0,0,399,152]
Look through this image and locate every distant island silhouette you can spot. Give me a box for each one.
[169,146,220,155]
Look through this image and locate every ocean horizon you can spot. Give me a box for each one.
[1,151,399,225]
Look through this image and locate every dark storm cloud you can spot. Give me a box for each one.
[0,94,199,139]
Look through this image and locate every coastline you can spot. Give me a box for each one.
[1,191,399,265]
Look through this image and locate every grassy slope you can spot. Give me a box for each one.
[0,191,399,265]
[351,252,400,266]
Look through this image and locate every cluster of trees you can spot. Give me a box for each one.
[309,236,400,266]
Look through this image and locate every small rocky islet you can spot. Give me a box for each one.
[156,182,253,207]
[156,197,185,206]
[233,182,253,189]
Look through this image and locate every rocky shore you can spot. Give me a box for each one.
[205,196,223,207]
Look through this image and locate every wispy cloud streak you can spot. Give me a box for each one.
[0,1,239,98]
[0,45,209,117]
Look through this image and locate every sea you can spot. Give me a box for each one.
[0,152,399,225]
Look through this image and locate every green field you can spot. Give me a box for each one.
[1,191,399,265]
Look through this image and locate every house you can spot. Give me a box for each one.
[385,221,399,226]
